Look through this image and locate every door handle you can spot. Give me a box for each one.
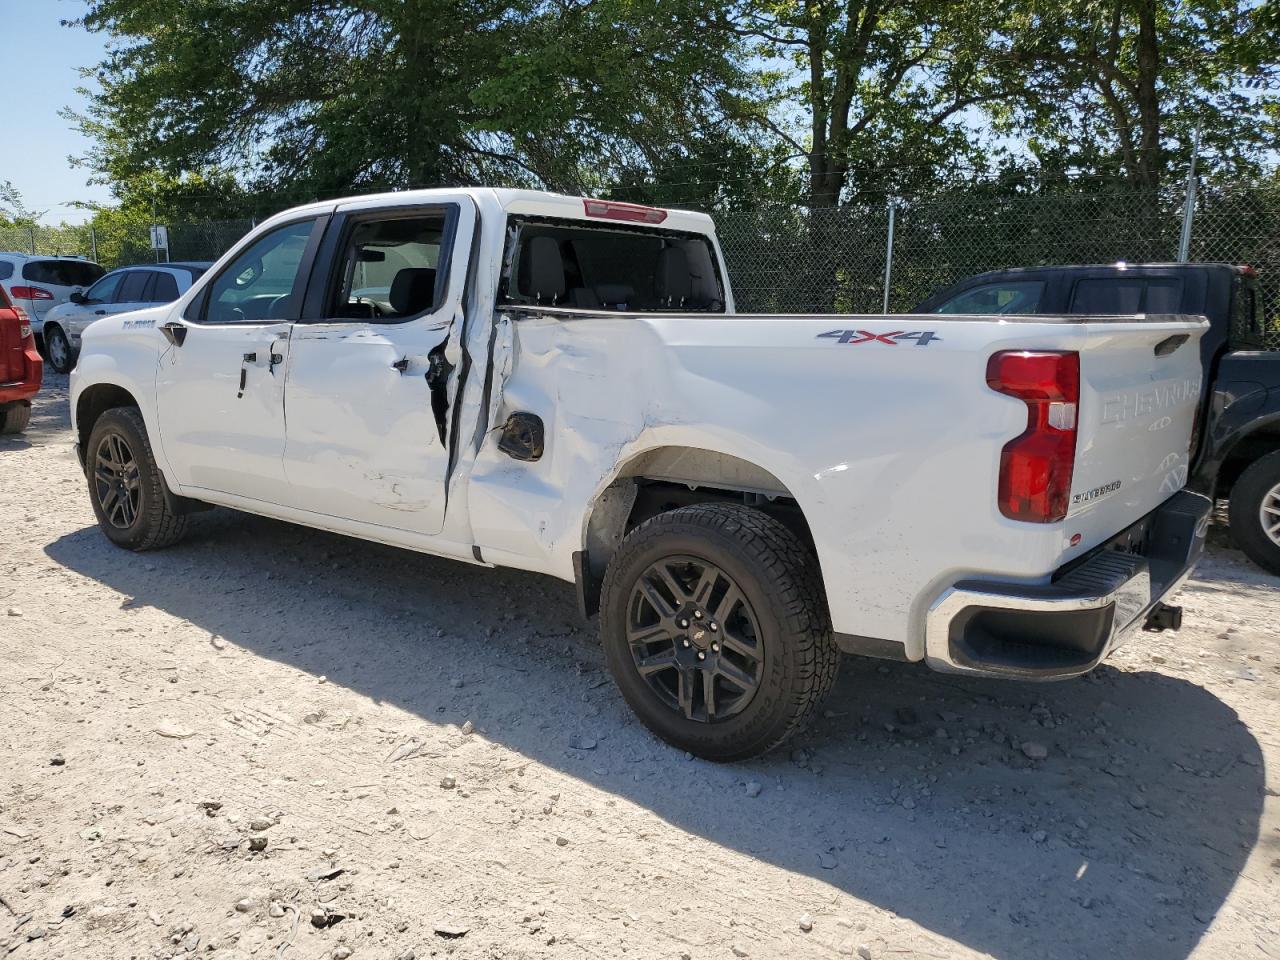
[94,309,107,315]
[269,352,284,375]
[160,321,187,347]
[243,352,258,363]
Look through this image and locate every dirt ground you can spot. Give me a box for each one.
[1,374,1278,960]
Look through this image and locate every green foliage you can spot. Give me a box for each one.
[63,0,1280,215]
[987,0,1280,190]
[73,0,770,209]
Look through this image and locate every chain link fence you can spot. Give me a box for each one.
[717,184,1280,348]
[4,185,1278,347]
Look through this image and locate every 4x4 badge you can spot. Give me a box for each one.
[817,329,942,346]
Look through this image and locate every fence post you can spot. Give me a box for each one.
[882,198,897,314]
[1177,123,1201,262]
[90,226,98,264]
[28,225,36,255]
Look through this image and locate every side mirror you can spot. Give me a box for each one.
[70,290,87,304]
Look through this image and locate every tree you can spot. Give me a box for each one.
[0,181,44,226]
[718,0,1010,206]
[70,0,771,209]
[990,0,1280,190]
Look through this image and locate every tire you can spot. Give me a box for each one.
[86,406,189,551]
[0,399,32,437]
[0,401,31,435]
[1228,450,1280,576]
[599,503,839,762]
[44,324,76,374]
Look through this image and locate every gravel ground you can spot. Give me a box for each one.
[1,374,1278,960]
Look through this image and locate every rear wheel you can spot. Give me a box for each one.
[45,325,76,374]
[86,407,189,551]
[599,503,839,761]
[0,401,31,435]
[1229,450,1280,576]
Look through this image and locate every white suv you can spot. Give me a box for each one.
[0,253,105,342]
[41,262,209,373]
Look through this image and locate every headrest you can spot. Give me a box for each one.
[655,246,693,304]
[596,284,636,308]
[520,236,566,303]
[389,267,437,316]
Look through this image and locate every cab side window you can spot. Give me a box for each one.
[203,219,318,324]
[329,214,449,322]
[1070,277,1184,314]
[85,272,123,304]
[935,280,1044,314]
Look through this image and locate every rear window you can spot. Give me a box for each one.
[0,262,13,281]
[150,272,180,302]
[1070,277,1184,314]
[117,271,151,303]
[1231,279,1267,348]
[22,259,104,287]
[504,220,725,312]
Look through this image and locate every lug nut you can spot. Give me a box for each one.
[696,651,706,660]
[682,639,691,647]
[677,618,689,628]
[711,643,719,652]
[708,622,718,631]
[693,610,704,619]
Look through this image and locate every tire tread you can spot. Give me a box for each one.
[600,502,839,760]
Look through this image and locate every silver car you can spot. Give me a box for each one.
[41,262,210,373]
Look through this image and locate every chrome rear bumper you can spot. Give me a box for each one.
[925,491,1212,679]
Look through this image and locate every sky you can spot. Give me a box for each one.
[1,0,112,224]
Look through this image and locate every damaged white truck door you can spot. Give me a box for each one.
[281,198,477,536]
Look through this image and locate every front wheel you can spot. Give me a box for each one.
[1228,450,1280,576]
[86,407,189,551]
[44,325,76,374]
[599,503,839,761]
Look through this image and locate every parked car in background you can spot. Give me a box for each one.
[0,284,42,435]
[41,262,211,374]
[915,263,1280,575]
[0,253,104,342]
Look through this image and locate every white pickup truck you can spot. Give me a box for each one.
[70,189,1212,760]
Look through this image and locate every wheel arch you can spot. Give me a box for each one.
[76,382,142,466]
[1215,415,1280,498]
[576,444,822,618]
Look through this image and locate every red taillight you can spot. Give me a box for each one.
[583,198,668,224]
[986,350,1080,523]
[10,285,54,301]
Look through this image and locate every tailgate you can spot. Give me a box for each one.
[0,307,23,383]
[1069,318,1207,543]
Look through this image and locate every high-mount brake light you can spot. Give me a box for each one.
[986,350,1080,523]
[583,199,668,224]
[9,285,54,301]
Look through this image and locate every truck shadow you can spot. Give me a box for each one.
[47,512,1266,960]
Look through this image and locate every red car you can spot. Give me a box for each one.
[0,284,42,434]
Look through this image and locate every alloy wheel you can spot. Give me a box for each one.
[626,555,764,722]
[1262,481,1280,548]
[94,432,141,529]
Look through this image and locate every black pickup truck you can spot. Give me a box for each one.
[914,263,1280,575]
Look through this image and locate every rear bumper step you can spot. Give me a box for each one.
[925,490,1212,679]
